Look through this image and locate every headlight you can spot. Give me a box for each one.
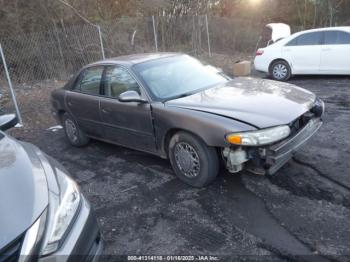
[311,97,325,117]
[40,168,81,256]
[226,125,291,146]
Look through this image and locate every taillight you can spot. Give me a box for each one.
[256,49,264,56]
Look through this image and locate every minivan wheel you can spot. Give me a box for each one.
[62,113,90,147]
[169,131,219,187]
[270,60,292,81]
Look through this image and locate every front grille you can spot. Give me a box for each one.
[0,235,24,262]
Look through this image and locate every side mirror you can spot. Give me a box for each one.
[118,91,147,103]
[0,114,18,131]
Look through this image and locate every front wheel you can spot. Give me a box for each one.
[270,60,292,81]
[169,132,219,187]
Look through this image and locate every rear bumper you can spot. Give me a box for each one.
[254,56,270,73]
[265,117,323,175]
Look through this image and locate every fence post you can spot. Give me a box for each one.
[97,25,105,60]
[0,44,23,125]
[152,16,158,52]
[205,15,211,57]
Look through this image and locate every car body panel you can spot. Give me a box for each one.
[165,78,316,129]
[100,97,157,153]
[65,91,104,138]
[283,45,322,74]
[151,103,257,156]
[320,44,350,73]
[321,28,350,73]
[0,135,48,250]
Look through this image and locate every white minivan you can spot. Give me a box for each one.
[254,27,350,81]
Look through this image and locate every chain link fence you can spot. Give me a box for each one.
[101,17,155,57]
[0,16,262,91]
[0,23,102,85]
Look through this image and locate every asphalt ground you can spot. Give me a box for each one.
[7,75,350,261]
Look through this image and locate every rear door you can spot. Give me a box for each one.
[320,30,350,74]
[99,65,157,153]
[283,31,323,74]
[66,66,104,138]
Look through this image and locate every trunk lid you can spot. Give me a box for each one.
[266,23,291,43]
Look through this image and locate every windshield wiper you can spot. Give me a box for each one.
[163,91,196,102]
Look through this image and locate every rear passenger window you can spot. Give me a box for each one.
[77,67,103,95]
[286,32,323,46]
[297,32,323,46]
[325,31,350,45]
[103,66,140,98]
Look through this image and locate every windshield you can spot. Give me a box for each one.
[133,55,229,101]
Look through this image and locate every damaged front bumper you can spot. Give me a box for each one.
[265,117,322,175]
[223,117,323,175]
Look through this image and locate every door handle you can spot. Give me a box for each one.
[102,108,111,114]
[322,48,331,51]
[67,101,73,107]
[284,49,291,52]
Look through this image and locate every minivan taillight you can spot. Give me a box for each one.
[256,49,264,56]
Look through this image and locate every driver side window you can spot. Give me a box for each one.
[103,66,140,98]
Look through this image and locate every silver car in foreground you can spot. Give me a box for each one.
[0,114,103,261]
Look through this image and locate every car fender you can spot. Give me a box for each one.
[151,103,257,158]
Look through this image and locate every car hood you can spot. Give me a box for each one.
[165,78,316,129]
[0,134,48,250]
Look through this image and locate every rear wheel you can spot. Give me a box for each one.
[270,60,292,81]
[169,131,219,187]
[63,113,90,147]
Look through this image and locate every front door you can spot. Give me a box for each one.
[99,65,156,153]
[320,30,350,74]
[66,66,104,138]
[283,31,323,74]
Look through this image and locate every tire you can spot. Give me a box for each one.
[270,60,292,81]
[62,113,90,147]
[168,131,219,187]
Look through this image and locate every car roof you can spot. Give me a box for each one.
[88,52,182,68]
[273,26,350,44]
[296,26,350,35]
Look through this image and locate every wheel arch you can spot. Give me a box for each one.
[57,110,66,124]
[268,58,291,74]
[162,128,211,159]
